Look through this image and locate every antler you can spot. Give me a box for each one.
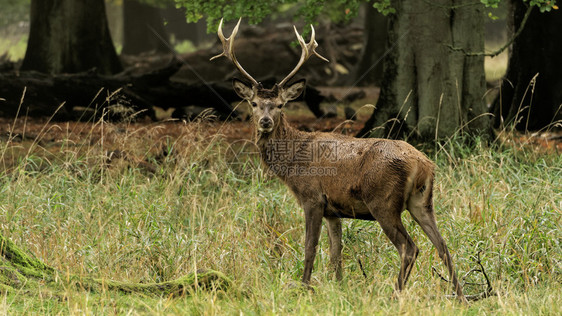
[210,18,259,86]
[278,25,329,88]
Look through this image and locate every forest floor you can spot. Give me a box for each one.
[0,86,380,169]
[1,110,561,314]
[0,87,561,315]
[0,88,560,167]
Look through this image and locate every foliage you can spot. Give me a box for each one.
[528,0,559,12]
[0,0,30,27]
[481,0,559,12]
[175,0,281,31]
[174,0,370,32]
[0,113,560,313]
[172,0,559,32]
[372,0,395,16]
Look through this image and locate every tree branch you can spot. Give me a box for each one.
[357,257,368,280]
[448,4,534,58]
[434,250,496,301]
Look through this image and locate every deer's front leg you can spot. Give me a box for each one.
[301,204,323,284]
[326,217,343,281]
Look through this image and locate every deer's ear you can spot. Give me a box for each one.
[281,79,306,102]
[232,78,254,100]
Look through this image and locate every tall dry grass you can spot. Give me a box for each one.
[0,112,560,314]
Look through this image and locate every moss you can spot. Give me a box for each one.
[1,236,51,293]
[102,270,231,296]
[0,234,231,297]
[0,235,53,278]
[0,263,25,289]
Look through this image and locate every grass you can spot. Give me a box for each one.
[0,115,560,314]
[0,35,27,62]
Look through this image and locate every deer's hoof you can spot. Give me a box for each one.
[283,280,315,293]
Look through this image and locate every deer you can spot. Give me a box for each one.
[211,19,467,302]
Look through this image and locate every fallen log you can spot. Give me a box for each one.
[0,58,238,121]
[0,234,230,296]
[0,57,326,121]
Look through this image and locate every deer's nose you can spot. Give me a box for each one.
[259,117,273,129]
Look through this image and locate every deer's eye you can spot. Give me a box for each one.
[251,102,257,107]
[277,104,283,109]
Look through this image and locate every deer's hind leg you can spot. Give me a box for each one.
[407,189,466,301]
[369,195,419,291]
[377,218,419,291]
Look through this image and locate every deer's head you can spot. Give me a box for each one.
[211,19,328,134]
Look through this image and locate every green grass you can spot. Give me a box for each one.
[0,34,27,61]
[0,119,560,314]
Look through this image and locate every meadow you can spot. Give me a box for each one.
[0,113,560,314]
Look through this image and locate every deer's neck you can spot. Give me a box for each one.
[255,113,303,170]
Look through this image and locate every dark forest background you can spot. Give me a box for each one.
[0,0,560,140]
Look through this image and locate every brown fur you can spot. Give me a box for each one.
[250,98,466,301]
[213,21,465,300]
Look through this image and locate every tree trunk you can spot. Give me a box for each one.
[358,0,490,140]
[347,3,388,86]
[491,1,562,131]
[20,0,122,75]
[122,0,169,55]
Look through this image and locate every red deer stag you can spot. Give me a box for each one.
[211,19,466,302]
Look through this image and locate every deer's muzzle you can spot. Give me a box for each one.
[259,117,274,132]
